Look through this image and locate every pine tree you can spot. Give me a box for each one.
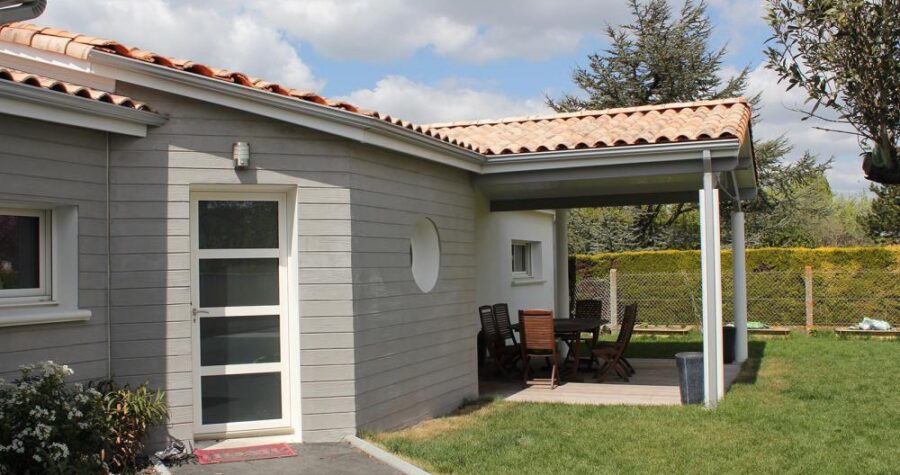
[548,0,751,112]
[553,0,845,251]
[860,184,900,244]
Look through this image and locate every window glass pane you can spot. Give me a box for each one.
[199,201,278,249]
[200,316,280,366]
[201,373,281,424]
[512,244,528,273]
[199,258,279,307]
[0,214,40,290]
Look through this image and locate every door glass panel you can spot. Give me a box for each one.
[199,201,278,249]
[201,373,282,424]
[199,258,279,307]
[0,214,40,289]
[200,316,280,366]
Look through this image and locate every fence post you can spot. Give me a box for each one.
[609,268,618,325]
[804,265,814,333]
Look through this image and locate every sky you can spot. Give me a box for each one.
[37,0,868,194]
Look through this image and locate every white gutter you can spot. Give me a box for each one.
[0,79,166,136]
[481,139,742,174]
[87,51,486,172]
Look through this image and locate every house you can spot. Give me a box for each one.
[0,22,756,445]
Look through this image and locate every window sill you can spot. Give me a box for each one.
[0,307,92,328]
[511,278,546,287]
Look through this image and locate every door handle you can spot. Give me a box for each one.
[192,308,209,322]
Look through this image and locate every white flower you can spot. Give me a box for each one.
[33,453,42,462]
[49,442,69,460]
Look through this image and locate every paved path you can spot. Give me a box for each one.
[168,443,400,475]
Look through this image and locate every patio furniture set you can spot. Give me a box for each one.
[479,301,639,388]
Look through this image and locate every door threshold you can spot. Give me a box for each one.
[194,433,302,450]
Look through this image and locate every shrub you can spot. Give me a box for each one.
[573,245,900,276]
[0,362,108,474]
[572,246,900,326]
[94,380,167,473]
[0,362,168,475]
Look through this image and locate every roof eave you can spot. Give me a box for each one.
[481,138,745,174]
[0,78,167,136]
[87,51,487,172]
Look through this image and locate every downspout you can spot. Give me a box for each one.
[106,132,112,379]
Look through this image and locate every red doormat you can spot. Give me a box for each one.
[194,443,296,464]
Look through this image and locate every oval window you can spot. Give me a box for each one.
[410,218,440,292]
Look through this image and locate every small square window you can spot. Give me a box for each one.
[0,208,50,300]
[511,241,532,277]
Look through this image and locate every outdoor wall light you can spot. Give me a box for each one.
[233,141,250,169]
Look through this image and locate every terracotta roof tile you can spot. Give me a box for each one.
[0,22,752,158]
[422,98,752,156]
[0,66,153,111]
[0,22,488,152]
[0,22,363,112]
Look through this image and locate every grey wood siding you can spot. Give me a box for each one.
[2,85,481,443]
[110,84,357,444]
[0,114,109,383]
[349,145,479,433]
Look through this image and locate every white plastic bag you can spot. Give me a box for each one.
[856,317,892,331]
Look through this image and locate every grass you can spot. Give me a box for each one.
[367,333,900,474]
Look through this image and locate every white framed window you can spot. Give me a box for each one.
[0,208,51,302]
[0,203,89,327]
[511,241,533,277]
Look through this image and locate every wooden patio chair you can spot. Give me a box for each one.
[592,304,638,382]
[492,303,520,350]
[594,302,637,376]
[519,309,559,388]
[479,305,519,377]
[567,299,604,368]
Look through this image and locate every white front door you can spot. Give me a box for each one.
[190,192,291,436]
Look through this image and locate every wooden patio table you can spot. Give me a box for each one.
[512,317,608,382]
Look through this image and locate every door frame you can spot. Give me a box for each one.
[189,187,301,439]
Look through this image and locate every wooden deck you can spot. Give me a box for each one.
[480,358,742,406]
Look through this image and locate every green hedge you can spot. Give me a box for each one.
[571,246,900,326]
[574,246,900,276]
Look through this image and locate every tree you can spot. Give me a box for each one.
[568,208,636,254]
[860,184,900,244]
[723,137,835,247]
[552,0,758,250]
[556,0,854,252]
[820,193,872,247]
[548,0,751,112]
[765,0,900,184]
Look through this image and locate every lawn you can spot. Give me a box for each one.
[367,333,900,474]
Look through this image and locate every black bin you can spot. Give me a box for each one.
[723,325,735,364]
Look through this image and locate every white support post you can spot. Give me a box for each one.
[554,209,570,319]
[732,210,749,363]
[699,150,724,407]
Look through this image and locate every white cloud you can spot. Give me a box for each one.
[35,0,553,124]
[37,0,632,65]
[38,0,323,90]
[747,64,869,194]
[339,76,549,124]
[247,0,629,63]
[706,0,767,59]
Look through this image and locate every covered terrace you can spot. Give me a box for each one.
[433,97,757,407]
